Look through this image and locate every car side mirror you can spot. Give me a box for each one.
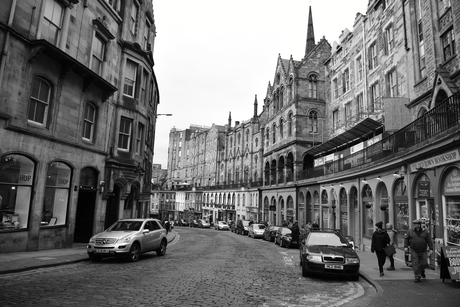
[143,229,150,234]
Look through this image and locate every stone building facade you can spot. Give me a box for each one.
[0,0,159,253]
[164,1,460,264]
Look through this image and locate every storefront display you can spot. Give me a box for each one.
[443,167,460,246]
[0,154,34,231]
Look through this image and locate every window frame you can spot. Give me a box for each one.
[41,0,64,45]
[28,76,52,127]
[136,122,145,154]
[91,34,106,74]
[123,59,138,98]
[82,102,97,142]
[118,116,133,151]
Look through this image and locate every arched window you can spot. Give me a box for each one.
[266,127,270,147]
[308,73,318,98]
[29,76,52,126]
[279,87,284,110]
[246,129,249,142]
[288,112,293,136]
[309,110,318,133]
[272,123,276,144]
[279,118,284,138]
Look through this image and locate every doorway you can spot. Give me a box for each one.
[105,185,121,229]
[74,189,96,243]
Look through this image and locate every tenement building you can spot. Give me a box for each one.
[0,0,160,253]
[165,0,460,268]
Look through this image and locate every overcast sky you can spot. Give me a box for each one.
[151,0,368,168]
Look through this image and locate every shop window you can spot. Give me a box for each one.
[0,155,34,231]
[42,161,71,226]
[443,168,460,245]
[394,178,408,247]
[362,184,374,237]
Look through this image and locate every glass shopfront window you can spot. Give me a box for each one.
[0,154,34,231]
[362,184,374,236]
[42,162,72,226]
[443,167,460,246]
[394,178,408,247]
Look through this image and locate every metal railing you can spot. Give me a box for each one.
[299,91,460,179]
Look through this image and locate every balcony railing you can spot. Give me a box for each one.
[300,91,460,179]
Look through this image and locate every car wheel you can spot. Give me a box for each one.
[156,239,167,256]
[302,259,309,277]
[126,242,141,262]
[349,274,359,281]
[88,253,102,262]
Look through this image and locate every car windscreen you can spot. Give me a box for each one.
[254,224,266,229]
[307,233,347,246]
[280,228,291,234]
[109,221,142,231]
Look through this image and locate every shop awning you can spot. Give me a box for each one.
[306,118,383,157]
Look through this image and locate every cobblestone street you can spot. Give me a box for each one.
[0,228,374,307]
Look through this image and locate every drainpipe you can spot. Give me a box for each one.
[0,0,17,88]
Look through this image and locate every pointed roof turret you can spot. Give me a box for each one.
[253,94,258,117]
[228,111,232,128]
[305,6,316,56]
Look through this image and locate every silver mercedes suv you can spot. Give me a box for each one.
[87,218,168,262]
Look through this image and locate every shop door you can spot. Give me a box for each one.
[74,189,96,243]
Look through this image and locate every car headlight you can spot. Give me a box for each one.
[306,255,322,261]
[346,258,360,264]
[89,236,96,244]
[115,236,133,244]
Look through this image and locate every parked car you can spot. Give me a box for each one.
[299,229,359,280]
[198,219,211,228]
[248,223,266,238]
[178,219,189,227]
[87,218,167,262]
[215,221,230,230]
[263,225,280,242]
[274,227,298,248]
[345,235,356,251]
[236,220,251,235]
[190,220,199,228]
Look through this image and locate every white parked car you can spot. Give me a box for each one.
[87,218,167,262]
[215,221,230,231]
[248,223,266,238]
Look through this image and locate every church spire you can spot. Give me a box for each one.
[228,111,232,128]
[305,6,316,57]
[253,94,258,118]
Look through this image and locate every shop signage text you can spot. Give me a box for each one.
[410,149,460,172]
[441,246,460,280]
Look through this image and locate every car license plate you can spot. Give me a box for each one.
[325,264,343,270]
[95,249,110,254]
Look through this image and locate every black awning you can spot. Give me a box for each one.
[306,118,383,156]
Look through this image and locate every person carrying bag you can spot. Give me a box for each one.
[384,223,398,270]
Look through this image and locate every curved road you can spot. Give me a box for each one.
[0,227,376,307]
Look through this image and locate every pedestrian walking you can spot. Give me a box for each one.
[404,219,433,283]
[165,220,171,233]
[371,221,390,277]
[386,223,398,271]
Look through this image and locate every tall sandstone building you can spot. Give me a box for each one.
[0,0,160,253]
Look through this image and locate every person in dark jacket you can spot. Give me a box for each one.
[291,221,300,246]
[404,219,433,283]
[371,221,390,277]
[164,220,171,233]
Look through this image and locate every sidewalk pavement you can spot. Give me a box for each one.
[0,234,458,305]
[0,230,178,275]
